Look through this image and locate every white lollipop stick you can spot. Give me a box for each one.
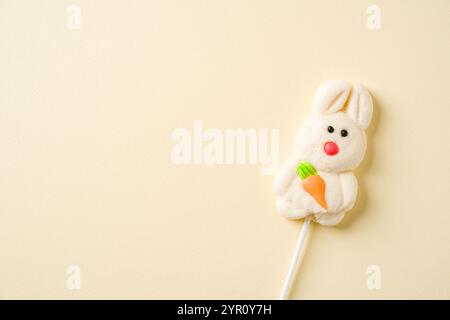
[279,215,312,300]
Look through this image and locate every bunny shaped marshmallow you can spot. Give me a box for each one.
[273,80,373,226]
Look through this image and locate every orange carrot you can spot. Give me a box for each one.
[297,162,327,209]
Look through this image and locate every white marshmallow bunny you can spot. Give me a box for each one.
[273,80,373,226]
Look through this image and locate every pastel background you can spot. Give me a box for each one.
[0,0,449,299]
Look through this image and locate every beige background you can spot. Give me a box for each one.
[0,0,449,299]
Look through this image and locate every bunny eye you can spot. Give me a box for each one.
[327,126,334,133]
[341,129,348,137]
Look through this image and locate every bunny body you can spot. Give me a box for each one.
[273,80,373,226]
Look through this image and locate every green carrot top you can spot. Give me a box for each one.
[296,162,317,180]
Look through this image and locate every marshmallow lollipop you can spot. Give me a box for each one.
[273,80,373,299]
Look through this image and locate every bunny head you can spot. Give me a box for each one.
[294,80,373,172]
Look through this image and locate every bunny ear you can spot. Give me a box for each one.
[346,84,373,129]
[311,80,351,115]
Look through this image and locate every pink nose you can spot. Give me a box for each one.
[324,141,339,156]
